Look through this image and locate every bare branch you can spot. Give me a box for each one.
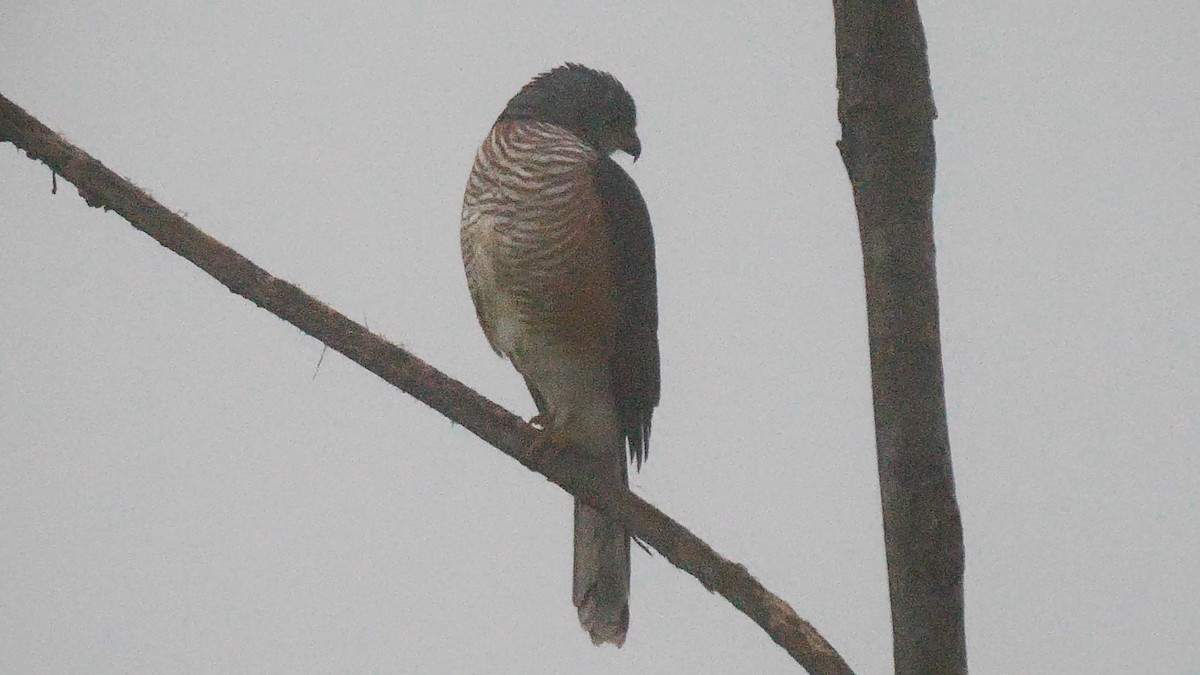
[832,2,967,673]
[1,92,854,675]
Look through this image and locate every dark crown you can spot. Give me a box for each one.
[498,63,638,154]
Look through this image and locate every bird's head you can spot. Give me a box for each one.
[499,63,641,160]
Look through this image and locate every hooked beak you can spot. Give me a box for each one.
[623,134,642,162]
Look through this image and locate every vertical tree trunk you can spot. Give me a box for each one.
[831,2,967,673]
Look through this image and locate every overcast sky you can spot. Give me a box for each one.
[2,2,1197,673]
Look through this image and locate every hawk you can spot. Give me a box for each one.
[460,64,659,646]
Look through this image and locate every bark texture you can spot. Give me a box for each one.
[832,2,967,674]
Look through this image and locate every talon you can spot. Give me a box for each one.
[526,425,566,472]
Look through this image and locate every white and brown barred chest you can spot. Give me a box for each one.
[461,121,619,365]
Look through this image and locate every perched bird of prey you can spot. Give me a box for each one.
[460,64,659,646]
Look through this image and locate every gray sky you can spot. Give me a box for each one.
[2,2,1197,673]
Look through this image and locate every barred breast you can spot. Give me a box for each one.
[461,121,618,367]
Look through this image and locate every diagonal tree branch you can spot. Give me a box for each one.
[1,93,854,675]
[832,2,967,673]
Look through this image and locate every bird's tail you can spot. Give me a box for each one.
[543,366,631,646]
[573,484,630,647]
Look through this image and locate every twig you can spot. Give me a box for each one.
[1,92,854,675]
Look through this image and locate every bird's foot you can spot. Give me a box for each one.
[525,422,568,473]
